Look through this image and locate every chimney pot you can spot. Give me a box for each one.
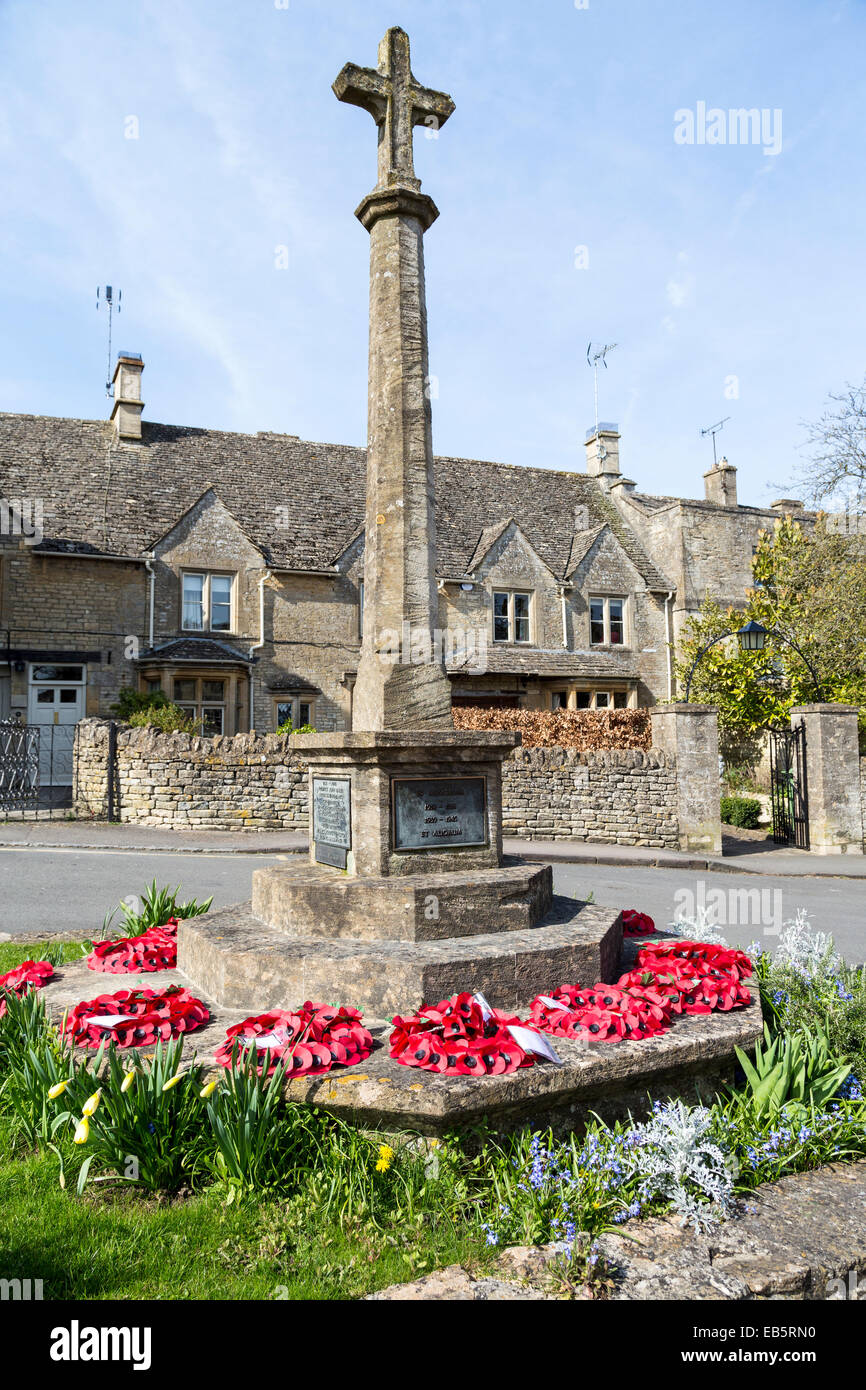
[770,498,804,513]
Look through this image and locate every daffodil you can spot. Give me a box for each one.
[81,1088,102,1117]
[73,1116,90,1144]
[120,1069,137,1093]
[199,1079,219,1099]
[47,1079,71,1100]
[161,1072,185,1092]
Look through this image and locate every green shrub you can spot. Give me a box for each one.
[127,702,202,735]
[110,688,170,720]
[720,794,762,828]
[276,719,317,736]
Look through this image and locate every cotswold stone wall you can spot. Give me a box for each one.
[502,746,678,848]
[861,759,866,851]
[73,720,308,830]
[72,719,679,846]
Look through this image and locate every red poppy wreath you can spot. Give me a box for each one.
[389,991,539,1076]
[529,981,671,1044]
[87,918,179,974]
[530,940,753,1046]
[621,909,656,938]
[215,1003,374,1077]
[0,960,54,1016]
[64,984,209,1048]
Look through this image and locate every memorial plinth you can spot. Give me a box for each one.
[296,730,518,877]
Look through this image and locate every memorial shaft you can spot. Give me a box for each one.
[334,27,456,732]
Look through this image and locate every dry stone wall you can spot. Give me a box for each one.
[502,746,678,847]
[73,718,679,846]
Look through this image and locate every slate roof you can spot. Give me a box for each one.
[447,648,641,679]
[0,413,672,589]
[137,638,253,664]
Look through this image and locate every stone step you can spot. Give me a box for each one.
[177,894,622,1018]
[251,857,553,942]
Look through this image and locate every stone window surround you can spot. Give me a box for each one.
[588,593,629,649]
[180,568,237,635]
[273,694,317,731]
[491,587,534,645]
[549,684,636,712]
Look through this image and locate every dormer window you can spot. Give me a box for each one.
[589,596,626,647]
[493,590,532,643]
[182,572,234,633]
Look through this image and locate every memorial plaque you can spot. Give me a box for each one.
[392,776,487,852]
[313,777,351,869]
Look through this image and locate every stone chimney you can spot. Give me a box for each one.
[585,423,620,478]
[770,498,804,514]
[703,456,737,507]
[110,352,144,441]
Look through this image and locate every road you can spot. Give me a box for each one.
[0,847,863,963]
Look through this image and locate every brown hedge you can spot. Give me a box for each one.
[451,706,652,750]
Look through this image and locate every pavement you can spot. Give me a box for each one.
[2,818,866,875]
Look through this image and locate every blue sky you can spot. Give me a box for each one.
[1,0,864,504]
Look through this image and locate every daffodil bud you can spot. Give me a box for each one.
[73,1116,90,1144]
[120,1070,137,1093]
[199,1079,219,1098]
[48,1079,70,1100]
[82,1088,102,1117]
[161,1072,185,1092]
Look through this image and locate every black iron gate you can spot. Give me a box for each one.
[769,719,809,848]
[0,718,40,812]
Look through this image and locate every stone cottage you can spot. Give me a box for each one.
[0,352,809,784]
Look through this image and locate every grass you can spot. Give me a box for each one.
[0,1119,489,1301]
[0,940,88,974]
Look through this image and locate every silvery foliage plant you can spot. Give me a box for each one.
[666,905,729,945]
[772,908,841,980]
[624,1099,735,1234]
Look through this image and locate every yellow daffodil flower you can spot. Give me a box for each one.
[120,1070,137,1093]
[47,1079,70,1100]
[73,1116,90,1144]
[161,1072,185,1092]
[199,1079,219,1099]
[81,1088,102,1117]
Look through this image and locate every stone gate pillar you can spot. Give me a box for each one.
[650,703,722,855]
[790,704,864,855]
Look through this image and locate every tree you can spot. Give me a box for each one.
[673,514,866,767]
[795,376,866,511]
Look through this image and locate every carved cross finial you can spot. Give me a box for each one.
[333,27,455,189]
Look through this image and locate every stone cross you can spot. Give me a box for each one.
[333,27,455,191]
[334,29,455,732]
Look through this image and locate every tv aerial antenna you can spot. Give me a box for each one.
[96,286,122,396]
[586,341,617,462]
[701,416,730,467]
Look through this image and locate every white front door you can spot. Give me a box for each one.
[27,664,86,785]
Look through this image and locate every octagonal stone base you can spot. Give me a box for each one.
[178,893,621,1019]
[251,858,553,942]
